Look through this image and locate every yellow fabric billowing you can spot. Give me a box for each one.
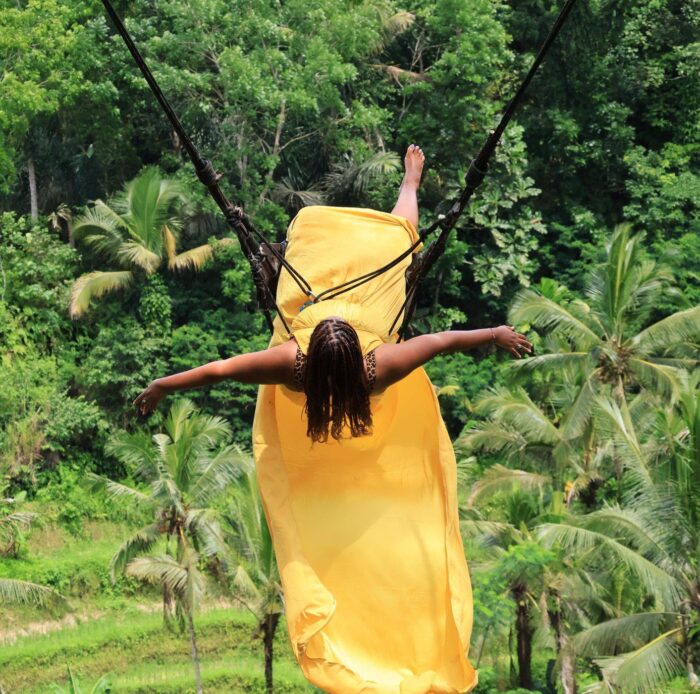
[252,206,478,693]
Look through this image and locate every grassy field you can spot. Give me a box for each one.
[0,520,317,693]
[0,607,315,693]
[3,519,697,693]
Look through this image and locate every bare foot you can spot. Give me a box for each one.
[402,144,425,189]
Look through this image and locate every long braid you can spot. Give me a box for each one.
[303,317,372,443]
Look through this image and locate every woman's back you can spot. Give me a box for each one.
[270,205,422,354]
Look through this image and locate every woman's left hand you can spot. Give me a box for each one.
[133,380,168,416]
[494,325,533,358]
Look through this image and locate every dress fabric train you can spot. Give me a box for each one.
[252,206,479,693]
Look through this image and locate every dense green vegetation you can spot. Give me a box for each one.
[1,0,699,692]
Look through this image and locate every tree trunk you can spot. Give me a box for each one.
[513,585,534,689]
[549,593,577,694]
[476,624,491,669]
[681,608,700,688]
[187,610,203,694]
[27,159,38,221]
[262,612,281,693]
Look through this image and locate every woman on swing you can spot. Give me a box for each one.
[135,145,531,694]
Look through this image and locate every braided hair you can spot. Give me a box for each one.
[303,317,372,443]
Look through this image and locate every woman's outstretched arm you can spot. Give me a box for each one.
[376,326,532,388]
[133,342,294,415]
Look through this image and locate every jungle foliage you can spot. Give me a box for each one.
[1,0,699,691]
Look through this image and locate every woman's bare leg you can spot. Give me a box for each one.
[391,144,425,228]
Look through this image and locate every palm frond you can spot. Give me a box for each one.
[116,240,161,273]
[184,509,229,560]
[458,424,528,457]
[86,473,153,507]
[168,244,214,272]
[69,270,134,318]
[536,523,682,606]
[572,612,676,657]
[128,549,204,612]
[231,564,262,602]
[459,519,516,543]
[560,369,601,440]
[73,200,128,262]
[126,554,189,596]
[322,152,401,199]
[0,577,65,607]
[475,386,561,445]
[109,523,162,581]
[467,464,551,506]
[627,358,684,402]
[509,288,601,349]
[163,225,177,261]
[509,351,591,376]
[115,167,187,251]
[104,430,161,481]
[593,397,654,491]
[581,505,671,567]
[373,10,415,53]
[593,628,684,694]
[271,177,327,210]
[352,152,401,194]
[165,399,202,442]
[631,305,700,355]
[188,413,233,450]
[190,445,249,506]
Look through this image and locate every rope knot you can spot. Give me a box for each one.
[224,205,245,224]
[196,160,223,187]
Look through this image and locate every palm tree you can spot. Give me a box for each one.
[69,166,231,317]
[50,666,112,694]
[89,399,246,609]
[222,460,284,694]
[509,224,700,439]
[460,463,557,690]
[127,547,205,694]
[1,495,37,558]
[320,151,401,204]
[460,391,632,693]
[0,577,64,608]
[537,386,700,692]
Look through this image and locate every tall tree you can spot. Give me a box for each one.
[89,399,244,600]
[69,167,231,317]
[538,388,700,692]
[509,224,700,444]
[223,461,284,694]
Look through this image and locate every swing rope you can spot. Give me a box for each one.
[100,0,578,336]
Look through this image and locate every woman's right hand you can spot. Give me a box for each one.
[133,380,168,416]
[494,326,532,358]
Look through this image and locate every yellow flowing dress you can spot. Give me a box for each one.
[252,206,478,694]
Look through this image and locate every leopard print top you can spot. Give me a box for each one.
[293,345,377,391]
